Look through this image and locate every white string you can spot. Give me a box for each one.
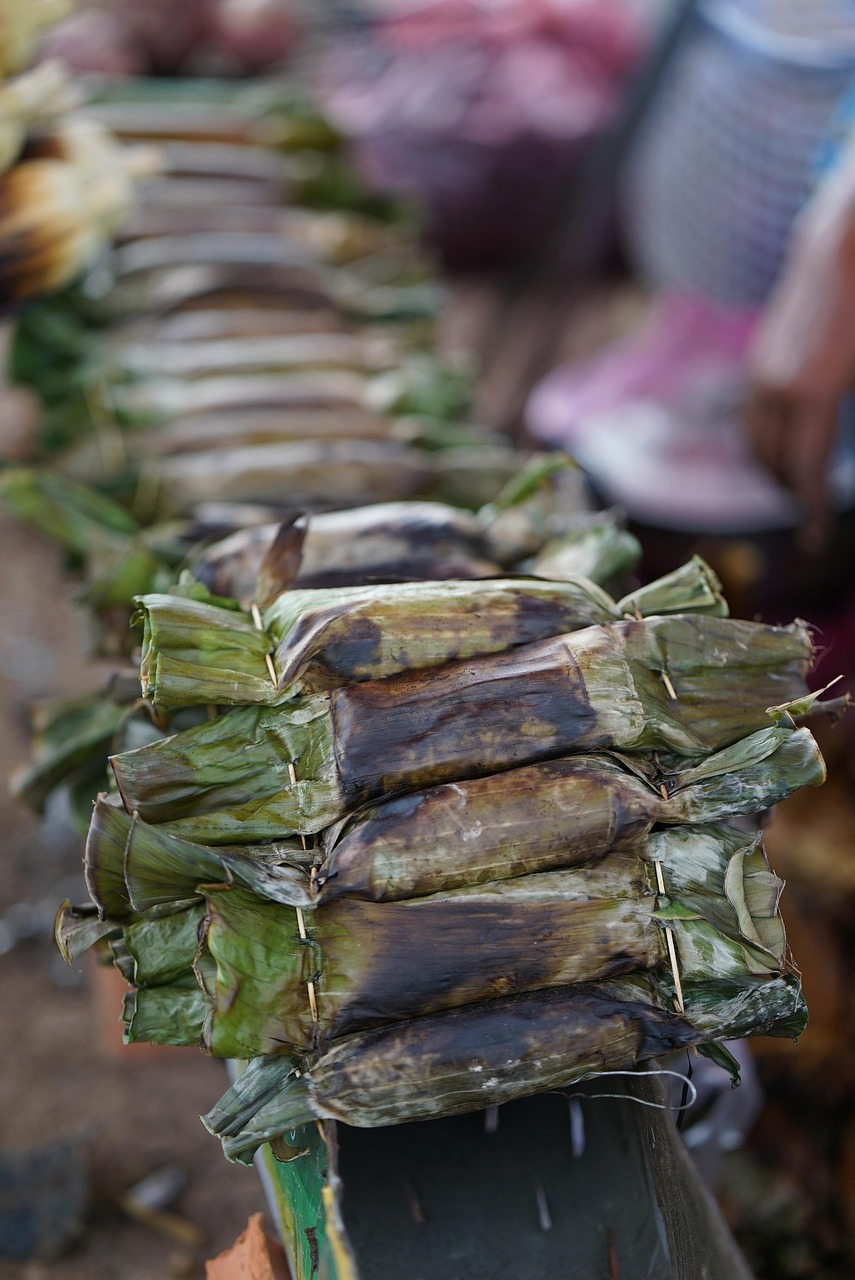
[555,1068,698,1112]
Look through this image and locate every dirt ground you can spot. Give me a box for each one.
[0,514,267,1280]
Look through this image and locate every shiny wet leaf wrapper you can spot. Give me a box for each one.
[204,970,806,1158]
[91,824,796,1059]
[318,723,824,901]
[137,557,727,706]
[189,500,498,606]
[85,721,822,915]
[137,576,623,707]
[112,614,813,844]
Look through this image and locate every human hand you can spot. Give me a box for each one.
[746,150,855,549]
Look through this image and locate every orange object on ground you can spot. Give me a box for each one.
[206,1213,291,1280]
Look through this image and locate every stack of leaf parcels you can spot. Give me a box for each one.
[11,459,643,831]
[2,76,503,511]
[58,551,826,1164]
[0,75,637,652]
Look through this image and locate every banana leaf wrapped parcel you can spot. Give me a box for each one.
[145,440,434,516]
[62,822,801,1059]
[202,965,807,1161]
[110,614,814,841]
[189,501,504,604]
[0,446,608,636]
[184,471,636,608]
[315,721,824,901]
[111,331,402,381]
[57,640,821,1176]
[135,556,727,706]
[83,720,823,912]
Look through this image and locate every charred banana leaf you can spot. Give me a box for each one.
[79,824,796,1059]
[203,968,806,1160]
[135,559,727,706]
[189,501,500,605]
[317,722,823,901]
[111,615,813,842]
[82,721,823,913]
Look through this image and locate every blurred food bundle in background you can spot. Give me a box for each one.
[40,0,299,77]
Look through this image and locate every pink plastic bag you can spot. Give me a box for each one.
[526,292,818,533]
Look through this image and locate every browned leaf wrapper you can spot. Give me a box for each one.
[110,615,813,844]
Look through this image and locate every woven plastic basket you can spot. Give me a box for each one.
[622,0,855,305]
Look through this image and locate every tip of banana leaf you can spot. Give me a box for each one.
[697,1041,742,1086]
